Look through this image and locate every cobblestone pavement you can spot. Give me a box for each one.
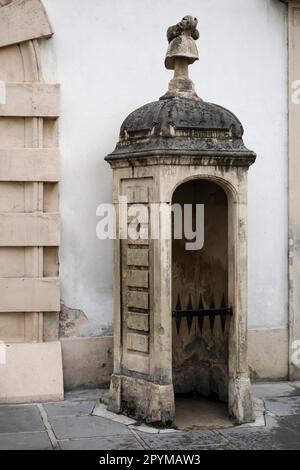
[0,382,299,450]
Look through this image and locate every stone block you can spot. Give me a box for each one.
[127,248,149,267]
[126,290,149,310]
[127,312,149,332]
[0,341,63,403]
[126,332,149,353]
[125,270,149,288]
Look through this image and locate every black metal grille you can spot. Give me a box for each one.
[172,294,232,334]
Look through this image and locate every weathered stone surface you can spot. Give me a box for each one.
[109,374,174,424]
[127,248,149,267]
[163,15,199,99]
[126,332,149,353]
[126,290,149,310]
[229,376,254,424]
[107,374,122,414]
[124,351,150,374]
[106,98,256,161]
[107,20,255,426]
[127,312,149,332]
[109,156,254,424]
[126,269,149,288]
[165,16,199,70]
[59,304,88,338]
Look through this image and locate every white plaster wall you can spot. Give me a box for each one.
[41,0,288,333]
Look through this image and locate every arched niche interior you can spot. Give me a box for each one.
[172,179,230,411]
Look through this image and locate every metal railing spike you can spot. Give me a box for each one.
[175,315,182,335]
[209,296,215,333]
[186,294,193,334]
[172,292,232,336]
[176,294,182,311]
[198,294,204,333]
[175,294,182,333]
[221,294,227,332]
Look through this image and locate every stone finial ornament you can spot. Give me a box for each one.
[162,15,200,100]
[165,15,199,68]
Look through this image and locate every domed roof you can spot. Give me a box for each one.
[121,98,242,136]
[106,97,255,160]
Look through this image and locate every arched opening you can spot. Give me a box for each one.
[171,178,232,428]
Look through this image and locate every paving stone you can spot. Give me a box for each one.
[59,435,143,450]
[0,385,299,450]
[252,382,296,399]
[264,396,300,416]
[137,429,230,450]
[0,405,44,434]
[279,414,300,432]
[0,431,52,450]
[290,381,300,395]
[92,403,135,425]
[49,415,130,440]
[159,428,181,434]
[44,400,95,417]
[64,389,106,402]
[129,424,159,434]
[217,415,300,450]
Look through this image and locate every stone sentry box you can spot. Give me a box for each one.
[105,16,256,424]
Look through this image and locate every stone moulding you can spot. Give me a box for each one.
[0,148,60,181]
[106,154,256,169]
[0,277,60,312]
[0,0,53,48]
[0,212,60,246]
[0,83,60,117]
[0,0,63,403]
